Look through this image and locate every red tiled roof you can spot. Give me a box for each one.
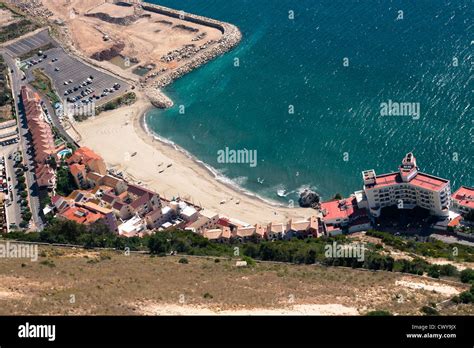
[321,197,356,221]
[102,192,117,204]
[67,147,104,165]
[448,216,462,227]
[58,206,103,225]
[127,184,156,197]
[51,195,61,205]
[112,201,126,210]
[452,186,474,210]
[69,163,85,177]
[217,218,230,227]
[410,173,449,191]
[367,171,448,191]
[20,86,55,167]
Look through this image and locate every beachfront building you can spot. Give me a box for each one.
[320,196,369,235]
[118,214,146,237]
[145,206,174,229]
[180,204,199,222]
[184,210,219,234]
[86,172,128,194]
[20,86,56,189]
[451,186,474,216]
[362,153,451,218]
[67,147,107,175]
[202,227,232,243]
[69,163,87,188]
[77,202,118,233]
[199,216,322,242]
[266,222,286,240]
[100,183,162,220]
[200,210,219,228]
[57,201,118,232]
[285,216,323,239]
[234,224,268,241]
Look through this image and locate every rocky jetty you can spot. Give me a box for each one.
[298,189,320,208]
[145,88,173,109]
[142,3,242,89]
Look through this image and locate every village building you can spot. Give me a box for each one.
[451,186,474,216]
[20,86,56,189]
[67,147,107,175]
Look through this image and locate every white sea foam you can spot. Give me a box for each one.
[142,114,284,207]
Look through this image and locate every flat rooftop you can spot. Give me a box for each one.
[366,172,448,191]
[452,186,474,209]
[410,172,449,191]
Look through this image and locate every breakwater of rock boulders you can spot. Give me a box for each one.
[141,3,242,108]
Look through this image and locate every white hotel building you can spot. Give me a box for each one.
[361,153,451,218]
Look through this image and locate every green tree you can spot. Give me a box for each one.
[421,306,439,316]
[460,269,474,284]
[428,265,440,279]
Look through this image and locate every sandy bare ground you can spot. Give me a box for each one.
[73,93,316,224]
[0,8,19,27]
[136,303,359,316]
[1,247,471,315]
[426,258,474,271]
[395,279,460,296]
[42,0,223,81]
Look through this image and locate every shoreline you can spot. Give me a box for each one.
[138,109,289,209]
[73,92,317,225]
[35,0,315,224]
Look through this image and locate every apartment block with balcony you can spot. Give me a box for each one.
[362,153,451,218]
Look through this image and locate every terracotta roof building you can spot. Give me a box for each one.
[362,153,451,218]
[67,147,107,175]
[452,186,474,215]
[20,86,56,189]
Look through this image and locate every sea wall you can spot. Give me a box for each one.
[141,3,242,90]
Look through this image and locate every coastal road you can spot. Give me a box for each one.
[1,144,22,229]
[2,49,44,231]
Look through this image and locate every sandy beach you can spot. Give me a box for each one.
[136,303,360,316]
[73,92,316,224]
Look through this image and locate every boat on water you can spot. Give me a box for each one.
[277,189,286,197]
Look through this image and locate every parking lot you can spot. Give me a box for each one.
[4,29,53,58]
[23,46,131,109]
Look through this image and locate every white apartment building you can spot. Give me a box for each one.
[362,153,451,218]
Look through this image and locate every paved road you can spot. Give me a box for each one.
[1,50,44,231]
[36,88,78,148]
[3,145,22,229]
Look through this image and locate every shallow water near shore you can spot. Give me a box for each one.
[145,0,473,203]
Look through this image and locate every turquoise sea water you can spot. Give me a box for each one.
[145,0,473,204]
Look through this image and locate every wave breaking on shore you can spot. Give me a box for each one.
[141,111,286,209]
